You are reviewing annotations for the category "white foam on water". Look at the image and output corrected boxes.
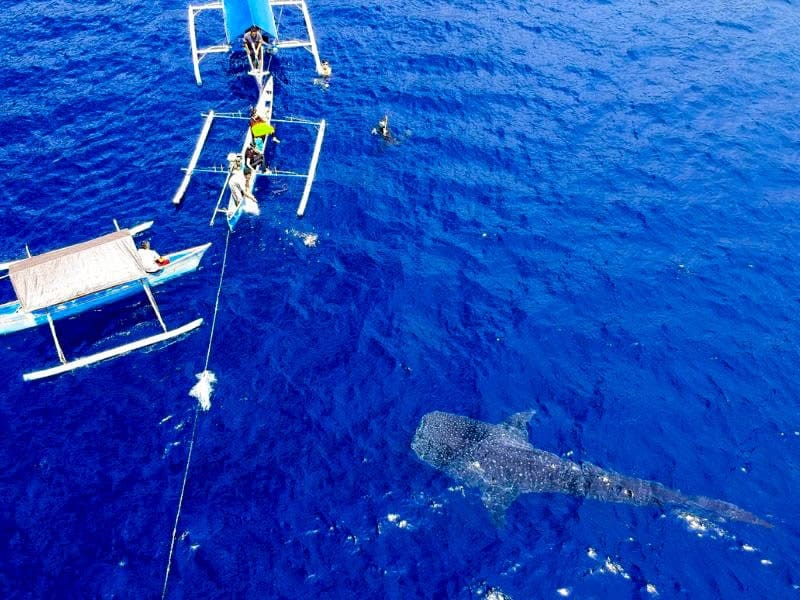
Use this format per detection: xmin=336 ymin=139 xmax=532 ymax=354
xmin=384 ymin=513 xmax=412 ymax=530
xmin=243 ymin=197 xmax=260 ymax=215
xmin=556 ymin=588 xmax=571 ymax=597
xmin=159 ymin=415 xmax=173 ymax=425
xmin=189 ymin=370 xmax=216 ymax=411
xmin=448 ymin=485 xmax=466 ymax=496
xmin=675 ymin=511 xmax=728 ymax=539
xmin=603 ymin=557 xmax=631 ymax=579
xmin=501 ymin=562 xmax=522 ymax=575
xmin=288 ymin=229 xmax=319 ymax=247
xmin=587 ymin=548 xmax=638 ymax=583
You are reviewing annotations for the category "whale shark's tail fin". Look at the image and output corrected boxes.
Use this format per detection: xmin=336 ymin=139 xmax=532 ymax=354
xmin=685 ymin=495 xmax=772 ymax=528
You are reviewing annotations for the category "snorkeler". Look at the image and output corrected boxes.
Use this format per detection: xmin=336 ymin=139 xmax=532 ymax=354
xmin=313 ymin=59 xmax=333 ymax=90
xmin=372 ymin=114 xmax=393 ymax=141
xmin=319 ymin=59 xmax=332 ymax=77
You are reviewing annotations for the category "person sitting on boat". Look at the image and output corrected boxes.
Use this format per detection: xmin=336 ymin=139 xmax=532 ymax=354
xmin=243 ymin=25 xmax=264 ymax=69
xmin=250 ymin=113 xmax=281 ymax=147
xmin=251 ymin=126 xmax=279 ymax=166
xmin=253 ymin=136 xmax=265 ymax=154
xmin=137 ymin=240 xmax=170 ymax=273
xmin=244 ymin=143 xmax=265 ymax=185
xmin=249 ymin=106 xmax=261 ymax=126
xmin=228 ymin=154 xmax=257 ymax=208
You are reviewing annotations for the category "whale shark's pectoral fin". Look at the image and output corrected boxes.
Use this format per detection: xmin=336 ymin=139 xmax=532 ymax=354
xmin=501 ymin=411 xmax=536 ymax=441
xmin=481 ymin=486 xmax=519 ymax=527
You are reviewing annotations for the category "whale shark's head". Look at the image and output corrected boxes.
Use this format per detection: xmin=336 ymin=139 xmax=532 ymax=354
xmin=412 ymin=411 xmax=488 ymax=469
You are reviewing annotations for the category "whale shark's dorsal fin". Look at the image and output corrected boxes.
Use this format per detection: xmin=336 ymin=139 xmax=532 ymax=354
xmin=501 ymin=411 xmax=535 ymax=441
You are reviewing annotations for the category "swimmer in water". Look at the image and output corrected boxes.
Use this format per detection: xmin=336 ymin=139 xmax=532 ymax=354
xmin=314 ymin=59 xmax=332 ymax=90
xmin=319 ymin=59 xmax=332 ymax=77
xmin=372 ymin=114 xmax=394 ymax=141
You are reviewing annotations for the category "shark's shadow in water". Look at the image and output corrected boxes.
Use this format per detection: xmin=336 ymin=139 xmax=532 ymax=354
xmin=411 ymin=411 xmax=770 ymax=527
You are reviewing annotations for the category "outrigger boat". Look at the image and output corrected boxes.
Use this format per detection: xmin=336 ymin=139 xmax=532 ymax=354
xmin=172 ymin=75 xmax=326 ymax=227
xmin=0 ymin=221 xmax=211 ymax=381
xmin=188 ymin=0 xmax=324 ymax=89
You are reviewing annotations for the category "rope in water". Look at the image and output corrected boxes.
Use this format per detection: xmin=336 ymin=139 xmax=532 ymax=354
xmin=201 ymin=228 xmax=232 ymax=372
xmin=161 ymin=407 xmax=198 ymax=600
xmin=161 ymin=227 xmax=232 ymax=599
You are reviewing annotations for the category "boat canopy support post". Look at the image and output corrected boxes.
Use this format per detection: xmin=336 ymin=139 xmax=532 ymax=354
xmin=189 ymin=3 xmax=230 ymax=86
xmin=297 ymin=119 xmax=326 ymax=217
xmin=173 ymin=111 xmax=216 ymax=205
xmin=272 ymin=0 xmax=323 ymax=75
xmin=142 ymin=282 xmax=168 ymax=332
xmin=26 ymin=243 xmax=68 ymax=366
xmin=46 ymin=314 xmax=67 ymax=364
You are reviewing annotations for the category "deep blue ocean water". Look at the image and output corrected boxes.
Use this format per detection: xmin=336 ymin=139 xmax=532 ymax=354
xmin=1 ymin=0 xmax=800 ymax=597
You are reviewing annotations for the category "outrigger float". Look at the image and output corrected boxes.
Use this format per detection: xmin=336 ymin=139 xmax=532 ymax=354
xmin=188 ymin=0 xmax=324 ymax=88
xmin=0 ymin=221 xmax=211 ymax=381
xmin=172 ymin=75 xmax=326 ymax=227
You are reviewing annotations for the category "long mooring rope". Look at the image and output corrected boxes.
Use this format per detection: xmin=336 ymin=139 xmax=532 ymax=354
xmin=201 ymin=227 xmax=233 ymax=373
xmin=161 ymin=406 xmax=198 ymax=599
xmin=162 ymin=227 xmax=232 ymax=599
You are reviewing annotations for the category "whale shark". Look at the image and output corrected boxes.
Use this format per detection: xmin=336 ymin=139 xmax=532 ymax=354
xmin=411 ymin=411 xmax=770 ymax=527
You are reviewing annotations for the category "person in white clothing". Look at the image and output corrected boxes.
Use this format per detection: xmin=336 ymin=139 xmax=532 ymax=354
xmin=228 ymin=154 xmax=257 ymax=209
xmin=138 ymin=240 xmax=169 ymax=273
